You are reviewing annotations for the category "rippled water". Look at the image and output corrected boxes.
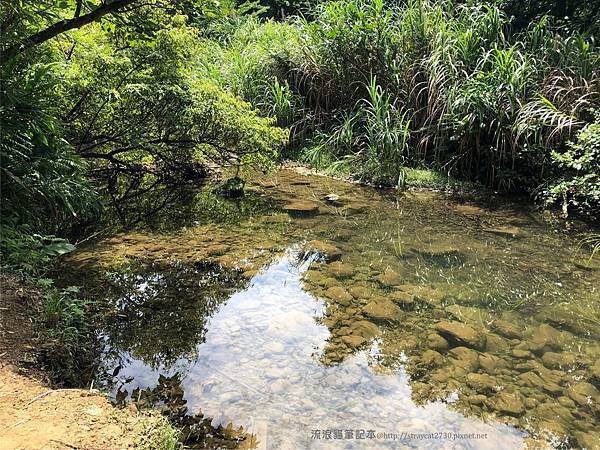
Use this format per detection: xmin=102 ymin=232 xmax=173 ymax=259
xmin=63 ymin=169 xmax=600 ymax=449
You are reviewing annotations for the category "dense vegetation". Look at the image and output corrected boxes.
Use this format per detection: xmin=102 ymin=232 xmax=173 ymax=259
xmin=1 ymin=0 xmax=598 ymax=384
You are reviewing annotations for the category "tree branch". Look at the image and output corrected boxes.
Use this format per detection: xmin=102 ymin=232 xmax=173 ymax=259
xmin=3 ymin=0 xmax=139 ymax=61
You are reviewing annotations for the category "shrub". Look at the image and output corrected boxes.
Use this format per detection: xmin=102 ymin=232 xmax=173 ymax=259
xmin=541 ymin=119 xmax=600 ymax=219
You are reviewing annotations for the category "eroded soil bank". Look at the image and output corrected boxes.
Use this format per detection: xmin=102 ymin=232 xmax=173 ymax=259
xmin=0 ymin=276 xmax=171 ymax=449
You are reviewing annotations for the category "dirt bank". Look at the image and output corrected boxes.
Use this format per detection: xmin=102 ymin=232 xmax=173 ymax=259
xmin=0 ymin=275 xmax=164 ymax=450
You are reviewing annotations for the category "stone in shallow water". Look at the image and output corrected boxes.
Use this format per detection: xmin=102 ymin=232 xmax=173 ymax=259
xmin=270 ymin=379 xmax=292 ymax=394
xmin=435 ymin=320 xmax=486 ymax=350
xmin=511 ymin=349 xmax=532 ymax=359
xmin=574 ymin=431 xmax=600 ymax=450
xmin=323 ymin=193 xmax=342 ymax=206
xmin=427 ymin=333 xmax=449 ymax=351
xmin=491 ymin=319 xmax=523 ymax=340
xmin=485 ymin=333 xmax=510 ymax=353
xmin=536 ymin=306 xmax=595 ymax=338
xmin=362 ymin=299 xmax=402 ymax=322
xmin=478 ymin=353 xmax=509 ymax=374
xmin=567 ymin=382 xmax=599 ymax=407
xmin=488 ymin=392 xmax=525 ymax=417
xmin=541 ymin=351 xmax=578 ymax=370
xmin=264 ymin=341 xmax=285 ymax=354
xmin=517 ymin=372 xmax=562 ymax=395
xmin=419 ymin=350 xmax=445 ymax=368
xmin=389 ymin=290 xmax=415 ymax=307
xmin=466 ymin=373 xmax=500 ymax=394
xmin=349 ymin=320 xmax=380 ymax=339
xmin=376 ymin=268 xmax=402 ymax=287
xmin=482 ymin=226 xmax=523 ymax=238
xmin=341 ymin=334 xmax=367 ymax=348
xmin=341 ymin=202 xmax=370 ymax=215
xmin=448 ymin=347 xmax=480 ymax=372
xmin=529 ymin=323 xmax=570 ymax=353
xmin=324 ymin=286 xmax=353 ymax=305
xmin=283 ymin=201 xmax=320 ymax=219
xmin=326 ymin=261 xmax=355 ymax=278
xmin=446 ymin=304 xmax=492 ymax=325
xmin=348 ymin=285 xmax=372 ymax=301
xmin=305 ymin=240 xmax=342 ymax=262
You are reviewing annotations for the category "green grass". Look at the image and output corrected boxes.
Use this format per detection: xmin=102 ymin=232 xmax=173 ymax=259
xmin=136 ymin=414 xmax=181 ymax=450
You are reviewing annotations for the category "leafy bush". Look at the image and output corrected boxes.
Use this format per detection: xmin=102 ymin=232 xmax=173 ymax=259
xmin=541 ymin=120 xmax=600 ymax=219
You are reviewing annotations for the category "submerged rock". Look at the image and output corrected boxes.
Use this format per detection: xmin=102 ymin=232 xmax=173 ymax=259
xmin=389 ymin=290 xmax=415 ymax=307
xmin=488 ymin=392 xmax=525 ymax=417
xmin=323 ymin=193 xmax=342 ymax=206
xmin=448 ymin=347 xmax=480 ymax=372
xmin=478 ymin=353 xmax=509 ymax=374
xmin=376 ymin=269 xmax=402 ymax=287
xmin=304 ymin=240 xmax=342 ymax=262
xmin=435 ymin=321 xmax=486 ymax=350
xmin=348 ymin=285 xmax=372 ymax=301
xmin=446 ymin=304 xmax=493 ymax=325
xmin=567 ymin=382 xmax=599 ymax=407
xmin=341 ymin=334 xmax=367 ymax=348
xmin=324 ymin=287 xmax=353 ymax=305
xmin=535 ymin=306 xmax=595 ymax=338
xmin=427 ymin=333 xmax=449 ymax=351
xmin=466 ymin=373 xmax=500 ymax=394
xmin=491 ymin=319 xmax=523 ymax=340
xmin=529 ymin=324 xmax=570 ymax=354
xmin=485 ymin=333 xmax=510 ymax=353
xmin=349 ymin=320 xmax=380 ymax=339
xmin=517 ymin=371 xmax=562 ymax=395
xmin=574 ymin=431 xmax=600 ymax=450
xmin=283 ymin=201 xmax=320 ymax=218
xmin=541 ymin=351 xmax=578 ymax=370
xmin=419 ymin=350 xmax=445 ymax=368
xmin=327 ymin=261 xmax=355 ymax=278
xmin=482 ymin=226 xmax=523 ymax=239
xmin=362 ymin=299 xmax=402 ymax=322
xmin=511 ymin=349 xmax=532 ymax=359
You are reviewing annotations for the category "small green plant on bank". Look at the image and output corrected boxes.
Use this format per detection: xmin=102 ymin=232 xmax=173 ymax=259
xmin=136 ymin=413 xmax=181 ymax=450
xmin=36 ymin=280 xmax=96 ymax=386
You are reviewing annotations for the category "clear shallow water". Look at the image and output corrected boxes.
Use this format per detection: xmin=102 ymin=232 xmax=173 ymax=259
xmin=63 ymin=169 xmax=600 ymax=449
xmin=100 ymin=251 xmax=524 ymax=449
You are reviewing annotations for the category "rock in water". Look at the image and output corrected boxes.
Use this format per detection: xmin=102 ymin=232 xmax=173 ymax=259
xmin=324 ymin=286 xmax=353 ymax=305
xmin=304 ymin=240 xmax=342 ymax=262
xmin=323 ymin=193 xmax=342 ymax=206
xmin=488 ymin=392 xmax=525 ymax=417
xmin=283 ymin=201 xmax=320 ymax=218
xmin=362 ymin=300 xmax=402 ymax=322
xmin=434 ymin=320 xmax=486 ymax=350
xmin=482 ymin=226 xmax=523 ymax=239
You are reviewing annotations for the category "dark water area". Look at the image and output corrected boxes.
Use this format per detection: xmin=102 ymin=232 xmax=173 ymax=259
xmin=61 ymin=169 xmax=600 ymax=449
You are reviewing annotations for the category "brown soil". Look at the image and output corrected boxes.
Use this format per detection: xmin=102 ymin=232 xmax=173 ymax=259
xmin=0 ymin=275 xmax=156 ymax=449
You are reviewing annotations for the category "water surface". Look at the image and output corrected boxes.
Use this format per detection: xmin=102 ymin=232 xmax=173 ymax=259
xmin=64 ymin=169 xmax=600 ymax=449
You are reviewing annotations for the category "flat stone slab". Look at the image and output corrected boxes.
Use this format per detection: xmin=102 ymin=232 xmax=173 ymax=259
xmin=283 ymin=201 xmax=320 ymax=218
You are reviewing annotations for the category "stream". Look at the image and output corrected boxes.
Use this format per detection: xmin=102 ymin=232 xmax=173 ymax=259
xmin=62 ymin=169 xmax=600 ymax=449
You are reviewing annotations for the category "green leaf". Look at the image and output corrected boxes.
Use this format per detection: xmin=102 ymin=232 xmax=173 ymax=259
xmin=42 ymin=241 xmax=76 ymax=256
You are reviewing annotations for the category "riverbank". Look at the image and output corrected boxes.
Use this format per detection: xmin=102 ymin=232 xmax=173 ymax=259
xmin=0 ymin=275 xmax=178 ymax=450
